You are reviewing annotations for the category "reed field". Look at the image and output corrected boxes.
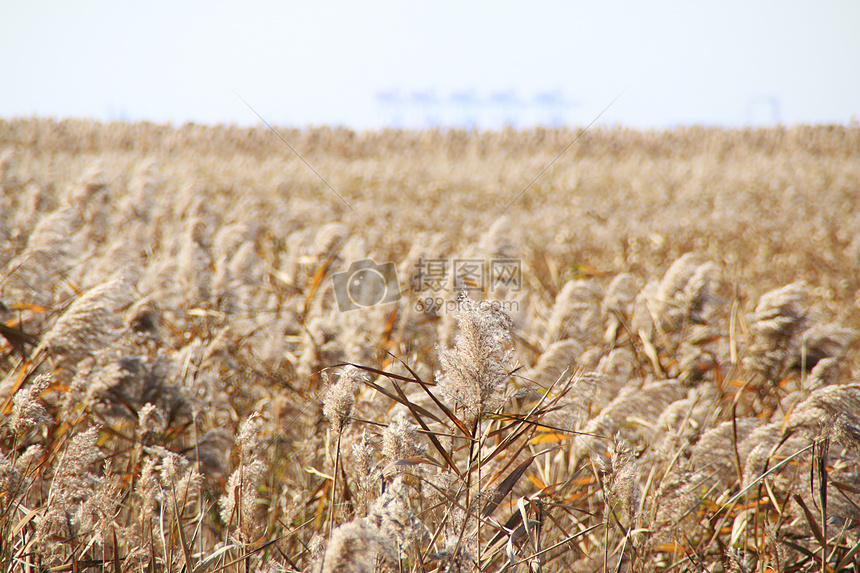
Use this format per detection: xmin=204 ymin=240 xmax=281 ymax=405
xmin=1 ymin=117 xmax=860 ymax=572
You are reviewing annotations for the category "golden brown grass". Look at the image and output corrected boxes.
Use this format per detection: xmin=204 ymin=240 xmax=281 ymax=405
xmin=1 ymin=118 xmax=859 ymax=572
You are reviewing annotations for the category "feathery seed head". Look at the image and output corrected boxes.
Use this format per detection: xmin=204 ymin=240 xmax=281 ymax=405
xmin=382 ymin=410 xmax=423 ymax=462
xmin=38 ymin=277 xmax=132 ymax=368
xmin=785 ymin=383 xmax=860 ymax=440
xmin=546 ymin=279 xmax=602 ymax=342
xmin=436 ymin=293 xmax=513 ymax=426
xmin=0 ymin=453 xmax=23 ymax=499
xmin=137 ymin=457 xmax=161 ymax=520
xmin=236 ymin=411 xmax=265 ymax=463
xmin=15 ymin=444 xmax=45 ymax=476
xmin=318 ymin=519 xmax=392 ymax=573
xmin=137 ymin=402 xmax=165 ymax=435
xmin=56 ymin=427 xmax=101 ymax=487
xmin=751 ymin=282 xmax=810 ymax=340
xmin=353 ymin=429 xmax=375 ymax=478
xmin=652 ymin=255 xmax=722 ymax=328
xmin=11 ymin=373 xmax=53 ymax=434
xmin=323 ymin=366 xmax=365 ymax=435
xmin=601 ymin=437 xmax=640 ymax=527
xmin=367 ymin=475 xmax=421 ymax=559
xmin=352 ymin=429 xmax=381 ymax=515
xmin=36 ymin=427 xmax=102 ymax=551
xmin=220 ymin=458 xmax=268 ymax=541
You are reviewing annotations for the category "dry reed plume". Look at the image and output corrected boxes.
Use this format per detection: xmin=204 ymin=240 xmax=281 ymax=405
xmin=1 ymin=118 xmax=859 ymax=571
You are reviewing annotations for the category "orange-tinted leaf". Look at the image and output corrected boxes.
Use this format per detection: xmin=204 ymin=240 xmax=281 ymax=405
xmin=527 ymin=474 xmax=547 ymax=490
xmin=530 ymin=432 xmax=573 ymax=444
xmin=8 ymin=302 xmax=49 ymax=313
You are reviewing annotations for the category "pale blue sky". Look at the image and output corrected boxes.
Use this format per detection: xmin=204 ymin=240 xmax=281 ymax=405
xmin=2 ymin=1 xmax=858 ymax=129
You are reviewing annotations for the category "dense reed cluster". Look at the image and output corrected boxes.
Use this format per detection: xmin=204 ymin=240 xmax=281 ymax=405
xmin=1 ymin=118 xmax=859 ymax=571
